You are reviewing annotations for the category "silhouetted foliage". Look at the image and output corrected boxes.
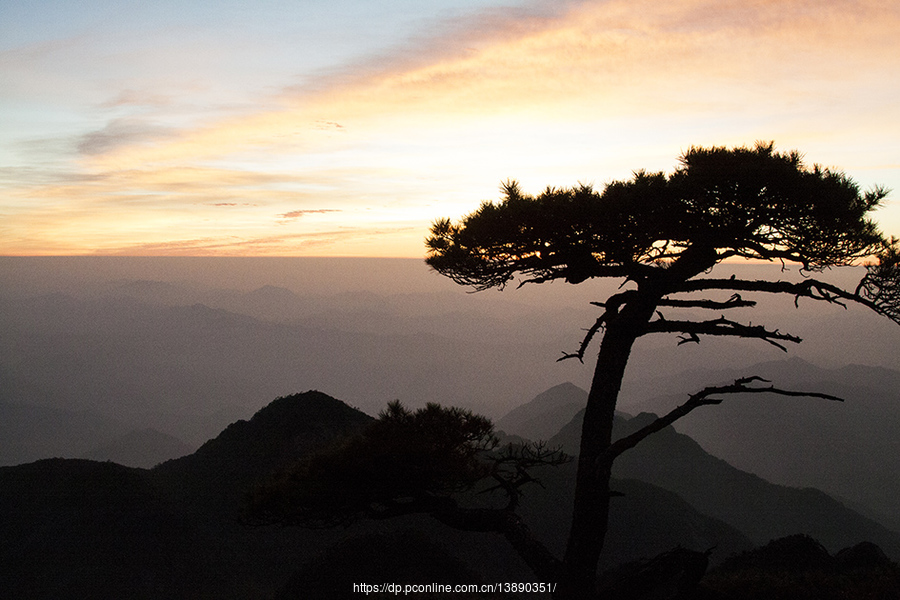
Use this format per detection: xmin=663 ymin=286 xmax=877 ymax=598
xmin=597 ymin=547 xmax=711 ymax=600
xmin=858 ymin=236 xmax=900 ymax=323
xmin=427 ymin=143 xmax=891 ymax=292
xmin=248 ymin=402 xmax=498 ymax=527
xmin=426 ymin=142 xmax=900 ymax=598
xmin=247 ymin=401 xmax=568 ymax=579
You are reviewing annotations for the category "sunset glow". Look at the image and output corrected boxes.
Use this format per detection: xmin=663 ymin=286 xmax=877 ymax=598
xmin=3 ymin=0 xmax=899 ymax=256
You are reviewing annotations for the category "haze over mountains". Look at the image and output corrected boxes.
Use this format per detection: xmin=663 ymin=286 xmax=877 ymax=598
xmin=539 ymin=395 xmax=900 ymax=558
xmin=3 ymin=387 xmax=898 ymax=599
xmin=2 ymin=257 xmax=898 ymax=479
xmin=2 ymin=256 xmax=899 ymax=566
xmin=622 ymin=359 xmax=900 ymax=532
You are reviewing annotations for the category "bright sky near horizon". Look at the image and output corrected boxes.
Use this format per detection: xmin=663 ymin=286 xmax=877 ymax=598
xmin=2 ymin=0 xmax=899 ymax=257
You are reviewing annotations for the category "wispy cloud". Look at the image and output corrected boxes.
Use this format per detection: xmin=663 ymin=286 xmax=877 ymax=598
xmin=3 ymin=0 xmax=898 ymax=255
xmin=72 ymin=0 xmax=900 ymax=171
xmin=77 ymin=118 xmax=174 ymax=156
xmin=278 ymin=209 xmax=342 ymax=222
xmin=99 ymin=89 xmax=176 ymax=109
xmin=89 ymin=225 xmax=420 ymax=257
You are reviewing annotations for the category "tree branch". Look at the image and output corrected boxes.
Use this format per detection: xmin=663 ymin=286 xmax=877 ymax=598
xmin=600 ymin=377 xmax=844 ymax=465
xmin=558 ymin=313 xmax=608 ymax=363
xmin=644 ymin=316 xmax=802 ymax=351
xmin=656 ymin=293 xmax=757 ymax=310
xmin=674 ymin=277 xmax=888 ymax=317
xmin=482 ymin=442 xmax=570 ymax=510
xmin=857 ymin=239 xmax=900 ymax=324
xmin=558 ymin=291 xmax=638 ymax=363
xmin=517 ymin=262 xmax=641 ymax=288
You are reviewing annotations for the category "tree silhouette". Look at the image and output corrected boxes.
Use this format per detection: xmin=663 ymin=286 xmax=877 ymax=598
xmin=425 ymin=142 xmax=900 ymax=598
xmin=246 ymin=401 xmax=568 ymax=578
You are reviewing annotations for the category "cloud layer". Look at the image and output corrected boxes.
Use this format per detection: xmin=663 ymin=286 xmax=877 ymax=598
xmin=3 ymin=0 xmax=898 ymax=255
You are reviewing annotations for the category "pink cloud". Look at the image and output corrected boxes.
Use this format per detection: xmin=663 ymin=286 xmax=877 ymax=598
xmin=278 ymin=209 xmax=342 ymax=221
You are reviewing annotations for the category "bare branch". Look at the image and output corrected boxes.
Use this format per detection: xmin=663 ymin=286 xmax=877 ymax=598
xmin=644 ymin=316 xmax=802 ymax=351
xmin=674 ymin=277 xmax=887 ymax=317
xmin=677 ymin=332 xmax=701 ymax=346
xmin=600 ymin=377 xmax=844 ymax=466
xmin=558 ymin=314 xmax=607 ymax=363
xmin=483 ymin=442 xmax=571 ymax=510
xmin=657 ymin=294 xmax=757 ymax=310
xmin=558 ymin=290 xmax=637 ymax=363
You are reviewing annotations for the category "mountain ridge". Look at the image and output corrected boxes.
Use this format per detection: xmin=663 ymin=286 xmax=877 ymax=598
xmin=619 ymin=358 xmax=900 ymax=530
xmin=548 ymin=407 xmax=900 ymax=559
xmin=2 ymin=386 xmax=897 ymax=598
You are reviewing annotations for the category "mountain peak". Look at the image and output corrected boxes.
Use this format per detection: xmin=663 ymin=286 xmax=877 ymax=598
xmin=247 ymin=285 xmax=298 ymax=299
xmin=154 ymin=391 xmax=373 ymax=503
xmin=536 ymin=381 xmax=587 ymax=400
xmin=189 ymin=390 xmax=372 ymax=464
xmin=496 ymin=382 xmax=588 ymax=442
xmin=244 ymin=390 xmax=373 ymax=435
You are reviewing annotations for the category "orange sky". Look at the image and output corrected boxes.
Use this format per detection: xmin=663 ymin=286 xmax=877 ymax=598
xmin=2 ymin=0 xmax=899 ymax=256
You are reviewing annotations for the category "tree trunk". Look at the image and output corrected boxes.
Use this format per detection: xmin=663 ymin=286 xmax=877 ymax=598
xmin=557 ymin=293 xmax=660 ymax=599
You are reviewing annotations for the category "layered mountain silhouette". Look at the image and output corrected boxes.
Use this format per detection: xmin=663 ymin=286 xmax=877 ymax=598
xmin=0 ymin=290 xmax=585 ymax=449
xmin=495 ymin=382 xmax=589 ymax=442
xmin=548 ymin=407 xmax=900 ymax=560
xmin=496 ymin=383 xmax=900 ymax=560
xmin=0 ymin=400 xmax=132 ymax=466
xmin=3 ymin=387 xmax=898 ymax=599
xmin=497 ymin=374 xmax=900 ymax=545
xmin=619 ymin=358 xmax=900 ymax=531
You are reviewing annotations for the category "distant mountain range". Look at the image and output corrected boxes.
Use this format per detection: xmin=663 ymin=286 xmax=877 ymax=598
xmin=3 ymin=387 xmax=898 ymax=599
xmin=499 ymin=382 xmax=900 ymax=559
xmin=619 ymin=358 xmax=900 ymax=532
xmin=4 ymin=260 xmax=899 ymax=465
xmin=0 ymin=400 xmax=201 ymax=468
xmin=495 ymin=382 xmax=589 ymax=442
xmin=498 ymin=362 xmax=900 ymax=539
xmin=0 ymin=288 xmax=589 ymax=446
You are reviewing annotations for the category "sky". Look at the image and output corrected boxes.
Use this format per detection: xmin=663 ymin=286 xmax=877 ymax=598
xmin=2 ymin=0 xmax=899 ymax=257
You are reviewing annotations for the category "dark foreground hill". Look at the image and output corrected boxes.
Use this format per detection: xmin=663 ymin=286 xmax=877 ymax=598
xmin=2 ymin=391 xmax=530 ymax=599
xmin=1 ymin=389 xmax=897 ymax=599
xmin=0 ymin=391 xmax=376 ymax=600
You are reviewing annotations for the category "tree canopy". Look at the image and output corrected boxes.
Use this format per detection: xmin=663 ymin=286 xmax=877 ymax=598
xmin=426 ymin=143 xmax=896 ymax=315
xmin=247 ymin=401 xmax=568 ymax=579
xmin=247 ymin=402 xmax=567 ymax=574
xmin=248 ymin=402 xmax=496 ymax=527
